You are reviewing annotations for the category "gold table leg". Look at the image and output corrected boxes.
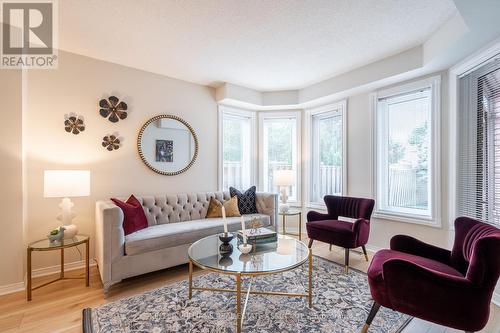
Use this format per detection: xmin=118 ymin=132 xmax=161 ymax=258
xmin=236 ymin=273 xmax=241 ymax=333
xmin=27 ymin=248 xmax=32 ymax=301
xmin=60 ymin=248 xmax=64 ymax=279
xmin=188 ymin=259 xmax=193 ymax=299
xmin=85 ymin=239 xmax=90 ymax=287
xmin=299 ymin=212 xmax=302 ymax=240
xmin=280 ymin=213 xmax=303 ymax=239
xmin=308 ymin=248 xmax=313 ymax=308
xmin=282 ymin=214 xmax=286 ymax=235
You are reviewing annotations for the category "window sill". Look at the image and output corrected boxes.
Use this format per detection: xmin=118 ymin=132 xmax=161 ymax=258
xmin=283 ymin=202 xmax=302 ymax=208
xmin=304 ymin=202 xmax=327 ymax=211
xmin=373 ymin=211 xmax=441 ymax=228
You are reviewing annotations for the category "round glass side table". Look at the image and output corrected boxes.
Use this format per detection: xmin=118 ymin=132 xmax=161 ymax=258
xmin=27 ymin=234 xmax=90 ymax=301
xmin=278 ymin=209 xmax=302 ymax=240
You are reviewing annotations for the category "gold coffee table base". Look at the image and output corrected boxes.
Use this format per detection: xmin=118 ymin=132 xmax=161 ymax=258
xmin=188 ymin=249 xmax=313 ymax=333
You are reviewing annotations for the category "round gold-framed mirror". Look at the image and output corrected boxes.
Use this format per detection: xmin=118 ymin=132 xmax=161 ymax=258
xmin=137 ymin=115 xmax=198 ymax=176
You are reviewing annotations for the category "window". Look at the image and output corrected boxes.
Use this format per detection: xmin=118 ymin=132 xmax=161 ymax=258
xmin=306 ymin=102 xmax=346 ymax=205
xmin=458 ymin=59 xmax=500 ymax=226
xmin=373 ymin=77 xmax=441 ymax=224
xmin=259 ymin=112 xmax=301 ymax=203
xmin=219 ymin=106 xmax=256 ymax=190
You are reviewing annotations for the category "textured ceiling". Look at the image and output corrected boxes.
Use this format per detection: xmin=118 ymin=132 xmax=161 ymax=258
xmin=60 ymin=0 xmax=457 ymax=91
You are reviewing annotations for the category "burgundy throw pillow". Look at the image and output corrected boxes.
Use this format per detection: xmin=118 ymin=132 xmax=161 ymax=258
xmin=111 ymin=195 xmax=148 ymax=236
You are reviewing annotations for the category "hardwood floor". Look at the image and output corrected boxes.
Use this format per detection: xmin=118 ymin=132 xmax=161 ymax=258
xmin=0 ymin=237 xmax=498 ymax=333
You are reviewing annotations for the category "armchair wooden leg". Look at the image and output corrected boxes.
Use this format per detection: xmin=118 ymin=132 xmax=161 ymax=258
xmin=361 ymin=245 xmax=369 ymax=261
xmin=344 ymin=248 xmax=349 ymax=273
xmin=360 ymin=301 xmax=381 ymax=333
xmin=308 ymin=239 xmax=313 ymax=248
xmin=329 ymin=244 xmax=332 ymax=251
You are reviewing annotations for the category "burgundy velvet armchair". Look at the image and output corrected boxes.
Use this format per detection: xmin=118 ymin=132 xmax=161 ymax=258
xmin=306 ymin=195 xmax=375 ymax=273
xmin=361 ymin=217 xmax=500 ymax=333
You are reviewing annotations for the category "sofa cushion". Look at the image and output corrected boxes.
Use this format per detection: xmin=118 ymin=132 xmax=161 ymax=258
xmin=111 ymin=195 xmax=148 ymax=236
xmin=125 ymin=214 xmax=270 ymax=255
xmin=206 ymin=197 xmax=241 ymax=218
xmin=306 ymin=219 xmax=357 ymax=248
xmin=230 ymin=186 xmax=258 ymax=214
xmin=139 ymin=192 xmax=231 ymax=225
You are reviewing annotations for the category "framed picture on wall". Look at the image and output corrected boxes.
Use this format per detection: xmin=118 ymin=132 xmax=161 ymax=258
xmin=155 ymin=139 xmax=173 ymax=162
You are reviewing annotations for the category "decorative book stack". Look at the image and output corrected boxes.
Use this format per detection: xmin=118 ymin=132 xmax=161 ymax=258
xmin=237 ymin=227 xmax=277 ymax=245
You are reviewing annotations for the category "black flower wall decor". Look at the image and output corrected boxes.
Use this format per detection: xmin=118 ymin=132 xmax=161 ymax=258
xmin=102 ymin=134 xmax=121 ymax=151
xmin=99 ymin=96 xmax=128 ymax=123
xmin=64 ymin=114 xmax=85 ymax=134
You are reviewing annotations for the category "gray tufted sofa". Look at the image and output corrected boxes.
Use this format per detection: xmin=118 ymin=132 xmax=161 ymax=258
xmin=95 ymin=191 xmax=278 ymax=293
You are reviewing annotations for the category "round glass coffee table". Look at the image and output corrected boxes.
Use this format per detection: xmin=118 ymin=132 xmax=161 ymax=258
xmin=188 ymin=234 xmax=312 ymax=333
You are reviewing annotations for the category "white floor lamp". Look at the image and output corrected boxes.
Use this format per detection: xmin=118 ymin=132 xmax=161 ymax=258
xmin=44 ymin=170 xmax=90 ymax=239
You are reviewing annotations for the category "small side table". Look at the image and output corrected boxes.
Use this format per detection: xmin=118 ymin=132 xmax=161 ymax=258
xmin=279 ymin=209 xmax=302 ymax=240
xmin=27 ymin=234 xmax=90 ymax=301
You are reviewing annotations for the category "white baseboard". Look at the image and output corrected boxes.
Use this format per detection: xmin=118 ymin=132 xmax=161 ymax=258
xmin=493 ymin=284 xmax=500 ymax=307
xmin=0 ymin=281 xmax=25 ymax=296
xmin=282 ymin=232 xmax=381 ymax=255
xmin=365 ymin=244 xmax=384 ymax=253
xmin=0 ymin=259 xmax=96 ymax=296
xmin=493 ymin=292 xmax=500 ymax=307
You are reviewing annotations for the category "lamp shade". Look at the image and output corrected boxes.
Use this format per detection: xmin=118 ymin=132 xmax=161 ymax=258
xmin=44 ymin=170 xmax=90 ymax=198
xmin=274 ymin=169 xmax=294 ymax=186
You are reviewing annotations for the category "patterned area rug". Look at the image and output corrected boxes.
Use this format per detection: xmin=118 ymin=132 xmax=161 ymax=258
xmin=83 ymin=256 xmax=411 ymax=332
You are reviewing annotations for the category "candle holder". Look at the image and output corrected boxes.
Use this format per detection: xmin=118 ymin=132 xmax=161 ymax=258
xmin=219 ymin=232 xmax=234 ymax=254
xmin=238 ymin=242 xmax=252 ymax=254
xmin=218 ymin=254 xmax=233 ymax=268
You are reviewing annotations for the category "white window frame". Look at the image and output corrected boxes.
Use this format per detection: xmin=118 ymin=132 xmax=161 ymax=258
xmin=304 ymin=101 xmax=347 ymax=208
xmin=371 ymin=76 xmax=441 ymax=227
xmin=258 ymin=111 xmax=302 ymax=205
xmin=217 ymin=105 xmax=257 ymax=191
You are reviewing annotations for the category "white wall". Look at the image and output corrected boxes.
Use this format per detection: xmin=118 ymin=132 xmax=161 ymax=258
xmin=0 ymin=70 xmax=25 ymax=290
xmin=24 ymin=51 xmax=218 ymax=271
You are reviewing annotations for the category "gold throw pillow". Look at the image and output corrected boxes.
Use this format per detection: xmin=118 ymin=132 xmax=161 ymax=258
xmin=224 ymin=196 xmax=241 ymax=217
xmin=206 ymin=197 xmax=241 ymax=218
xmin=206 ymin=197 xmax=222 ymax=218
